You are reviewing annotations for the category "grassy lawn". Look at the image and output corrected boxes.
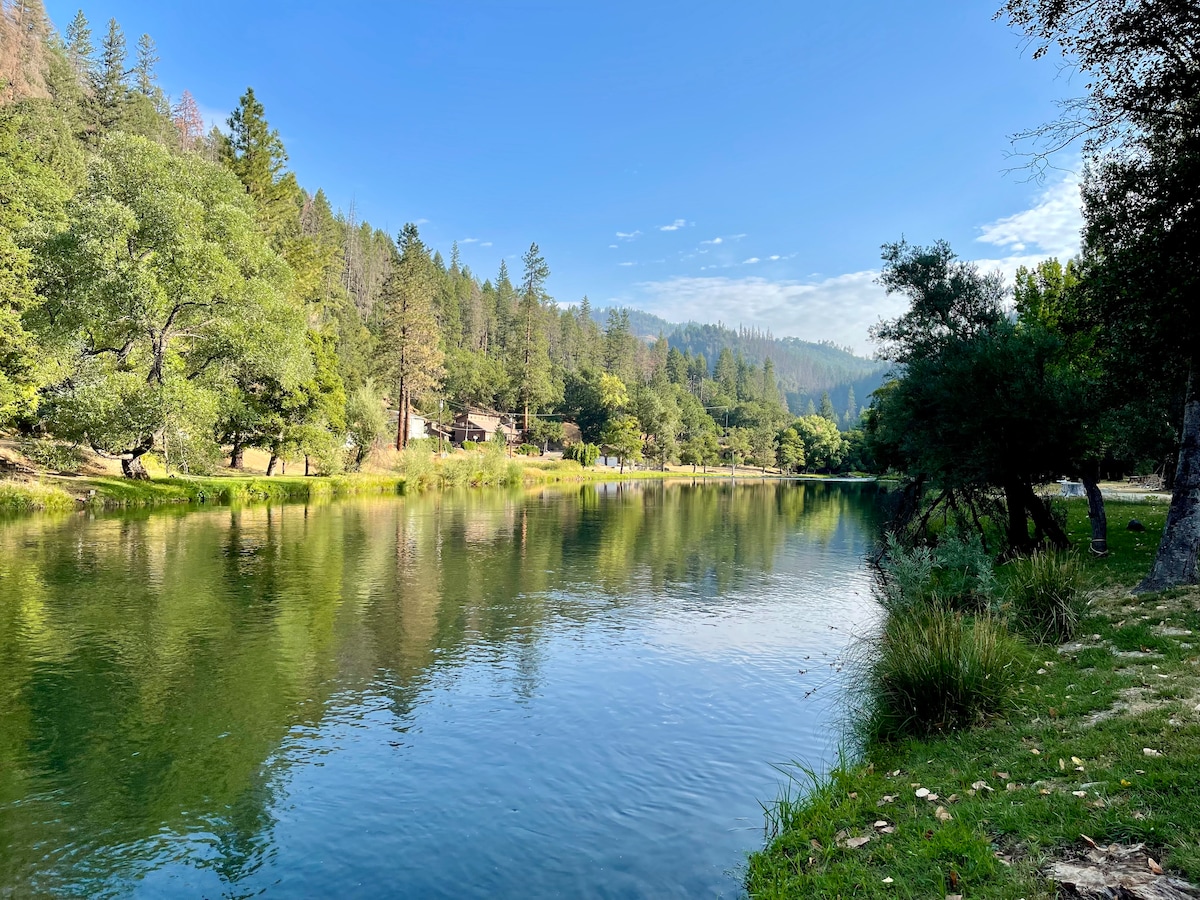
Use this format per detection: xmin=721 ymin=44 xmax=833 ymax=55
xmin=747 ymin=495 xmax=1200 ymax=899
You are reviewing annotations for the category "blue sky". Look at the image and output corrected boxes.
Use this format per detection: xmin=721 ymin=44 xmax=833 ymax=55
xmin=48 ymin=1 xmax=1082 ymax=352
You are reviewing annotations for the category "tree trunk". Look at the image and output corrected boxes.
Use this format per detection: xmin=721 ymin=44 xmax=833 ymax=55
xmin=266 ymin=454 xmax=278 ymax=476
xmin=304 ymin=455 xmax=310 ymax=477
xmin=1082 ymin=461 xmax=1108 ymax=556
xmin=122 ymin=455 xmax=150 ymax=480
xmin=1004 ymin=479 xmax=1031 ymax=555
xmin=1138 ymin=362 xmax=1200 ymax=593
xmin=395 ymin=382 xmax=409 ymax=451
xmin=229 ymin=438 xmax=244 ymax=470
xmin=1024 ymin=484 xmax=1069 ymax=551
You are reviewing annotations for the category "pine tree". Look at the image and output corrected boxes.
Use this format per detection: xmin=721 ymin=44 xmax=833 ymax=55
xmin=510 ymin=242 xmax=555 ymax=432
xmin=819 ymin=391 xmax=837 ymax=422
xmin=220 ymin=87 xmax=298 ymax=237
xmin=93 ymin=18 xmax=127 ymax=132
xmin=379 ymin=224 xmax=444 ymax=448
xmin=844 ymin=385 xmax=857 ymax=427
xmin=64 ymin=10 xmax=94 ymax=82
xmin=134 ymin=33 xmax=158 ymax=97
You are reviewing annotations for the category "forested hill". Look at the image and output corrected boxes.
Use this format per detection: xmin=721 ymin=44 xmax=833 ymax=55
xmin=597 ymin=309 xmax=886 ymax=416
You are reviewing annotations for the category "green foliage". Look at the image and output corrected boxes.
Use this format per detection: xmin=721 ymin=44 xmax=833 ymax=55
xmin=563 ymin=442 xmax=600 ymax=467
xmin=858 ymin=606 xmax=1029 ymax=743
xmin=345 ymin=379 xmax=387 ymax=469
xmin=600 ymin=414 xmax=642 ymax=467
xmin=876 ymin=528 xmax=1000 ymax=617
xmin=16 ymin=437 xmax=85 ymax=472
xmin=517 ymin=443 xmax=541 ymax=456
xmin=0 ymin=480 xmax=74 ymax=514
xmin=1004 ymin=550 xmax=1087 ymax=643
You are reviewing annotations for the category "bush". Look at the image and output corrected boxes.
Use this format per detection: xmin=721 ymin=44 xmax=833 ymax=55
xmin=461 ymin=440 xmax=479 ymax=452
xmin=859 ymin=606 xmax=1029 ymax=742
xmin=563 ymin=442 xmax=600 ymax=467
xmin=397 ymin=440 xmax=435 ymax=488
xmin=1004 ymin=551 xmax=1086 ymax=643
xmin=517 ymin=443 xmax=541 ymax=456
xmin=876 ymin=527 xmax=1000 ymax=616
xmin=18 ymin=438 xmax=87 ymax=473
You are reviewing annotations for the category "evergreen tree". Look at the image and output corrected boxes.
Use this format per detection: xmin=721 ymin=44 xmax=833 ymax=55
xmin=134 ymin=33 xmax=158 ymax=97
xmin=509 ymin=242 xmax=555 ymax=432
xmin=93 ymin=18 xmax=127 ymax=132
xmin=64 ymin=10 xmax=94 ymax=82
xmin=220 ymin=87 xmax=298 ymax=237
xmin=379 ymin=224 xmax=444 ymax=448
xmin=818 ymin=391 xmax=837 ymax=422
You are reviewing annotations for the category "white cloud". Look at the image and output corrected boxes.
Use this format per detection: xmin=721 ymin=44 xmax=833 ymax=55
xmin=768 ymin=255 xmax=781 ymax=261
xmin=633 ymin=272 xmax=898 ymax=355
xmin=659 ymin=219 xmax=688 ymax=232
xmin=413 ymin=218 xmax=431 ymax=226
xmin=616 ymin=230 xmax=642 ymax=241
xmin=481 ymin=242 xmax=493 ymax=248
xmin=976 ymin=173 xmax=1082 ymax=261
xmin=701 ymin=237 xmax=723 ymax=245
xmin=460 ymin=237 xmax=480 ymax=244
xmin=618 ymin=261 xmax=637 ymax=267
xmin=743 ymin=257 xmax=760 ymax=265
xmin=620 ymin=173 xmax=1087 ymax=355
xmin=609 ymin=244 xmax=619 ymax=249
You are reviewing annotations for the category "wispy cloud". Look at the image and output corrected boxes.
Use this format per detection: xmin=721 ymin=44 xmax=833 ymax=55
xmin=616 ymin=230 xmax=642 ymax=241
xmin=627 ymin=177 xmax=1086 ymax=354
xmin=460 ymin=237 xmax=480 ymax=244
xmin=481 ymin=241 xmax=493 ymax=248
xmin=743 ymin=257 xmax=760 ymax=265
xmin=659 ymin=219 xmax=688 ymax=232
xmin=976 ymin=172 xmax=1082 ymax=260
xmin=618 ymin=261 xmax=637 ymax=267
xmin=701 ymin=237 xmax=723 ymax=245
xmin=413 ymin=218 xmax=431 ymax=226
xmin=609 ymin=244 xmax=619 ymax=249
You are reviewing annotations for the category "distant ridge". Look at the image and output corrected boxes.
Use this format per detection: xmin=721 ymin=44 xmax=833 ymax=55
xmin=594 ymin=307 xmax=886 ymax=416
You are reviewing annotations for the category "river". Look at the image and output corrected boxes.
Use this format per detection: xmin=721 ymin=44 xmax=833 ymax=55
xmin=0 ymin=480 xmax=883 ymax=898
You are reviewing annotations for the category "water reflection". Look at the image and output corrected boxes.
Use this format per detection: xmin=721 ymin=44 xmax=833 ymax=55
xmin=0 ymin=480 xmax=884 ymax=898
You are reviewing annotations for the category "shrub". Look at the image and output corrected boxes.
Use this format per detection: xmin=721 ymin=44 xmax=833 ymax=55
xmin=876 ymin=527 xmax=1000 ymax=616
xmin=1004 ymin=550 xmax=1086 ymax=643
xmin=517 ymin=443 xmax=541 ymax=456
xmin=18 ymin=438 xmax=87 ymax=473
xmin=461 ymin=440 xmax=479 ymax=452
xmin=563 ymin=442 xmax=600 ymax=467
xmin=397 ymin=440 xmax=435 ymax=488
xmin=858 ymin=606 xmax=1029 ymax=743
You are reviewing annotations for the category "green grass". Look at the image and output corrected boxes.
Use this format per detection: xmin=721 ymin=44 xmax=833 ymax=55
xmin=32 ymin=473 xmax=407 ymax=510
xmin=0 ymin=480 xmax=76 ymax=514
xmin=748 ymin=496 xmax=1200 ymax=898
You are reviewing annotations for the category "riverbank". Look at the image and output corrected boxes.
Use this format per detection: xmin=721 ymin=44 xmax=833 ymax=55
xmin=746 ymin=496 xmax=1200 ymax=898
xmin=0 ymin=458 xmax=755 ymax=514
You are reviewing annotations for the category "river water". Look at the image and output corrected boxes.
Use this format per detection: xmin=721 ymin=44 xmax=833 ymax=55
xmin=0 ymin=480 xmax=883 ymax=898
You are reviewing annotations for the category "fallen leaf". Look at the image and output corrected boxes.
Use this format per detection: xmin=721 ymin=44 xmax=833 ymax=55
xmin=926 ymin=792 xmax=939 ymax=801
xmin=997 ymin=772 xmax=1010 ymax=780
xmin=882 ymin=876 xmax=894 ymax=884
xmin=838 ymin=835 xmax=872 ymax=849
xmin=915 ymin=787 xmax=931 ymax=798
xmin=1059 ymin=758 xmax=1066 ymax=770
xmin=1149 ymin=857 xmax=1164 ymax=875
xmin=873 ymin=820 xmax=890 ymax=829
xmin=1072 ymin=756 xmax=1084 ymax=766
xmin=1006 ymin=783 xmax=1018 ymax=792
xmin=1144 ymin=748 xmax=1163 ymax=757
xmin=1031 ymin=748 xmax=1041 ymax=755
xmin=1081 ymin=834 xmax=1097 ymax=848
xmin=970 ymin=780 xmax=992 ymax=792
xmin=877 ymin=794 xmax=897 ymax=806
xmin=1073 ymin=790 xmax=1088 ymax=797
xmin=947 ymin=896 xmax=964 ymax=900
xmin=810 ymin=839 xmax=822 ymax=850
xmin=935 ymin=806 xmax=952 ymax=822
xmin=947 ymin=793 xmax=960 ymax=803
xmin=848 ymin=792 xmax=858 ymax=799
xmin=1121 ymin=779 xmax=1132 ymax=787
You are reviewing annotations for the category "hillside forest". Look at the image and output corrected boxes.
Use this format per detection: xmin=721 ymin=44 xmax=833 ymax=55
xmin=0 ymin=1 xmax=878 ymax=481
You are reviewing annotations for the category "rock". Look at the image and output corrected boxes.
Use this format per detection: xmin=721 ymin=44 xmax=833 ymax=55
xmin=1128 ymin=519 xmax=1147 ymax=532
xmin=1050 ymin=841 xmax=1200 ymax=899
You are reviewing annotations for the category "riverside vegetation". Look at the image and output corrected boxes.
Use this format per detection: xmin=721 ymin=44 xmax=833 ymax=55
xmin=747 ymin=498 xmax=1200 ymax=898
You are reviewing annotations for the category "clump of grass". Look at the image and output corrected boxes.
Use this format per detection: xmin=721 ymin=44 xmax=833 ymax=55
xmin=0 ymin=480 xmax=76 ymax=513
xmin=858 ymin=606 xmax=1029 ymax=743
xmin=1003 ymin=550 xmax=1086 ymax=643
